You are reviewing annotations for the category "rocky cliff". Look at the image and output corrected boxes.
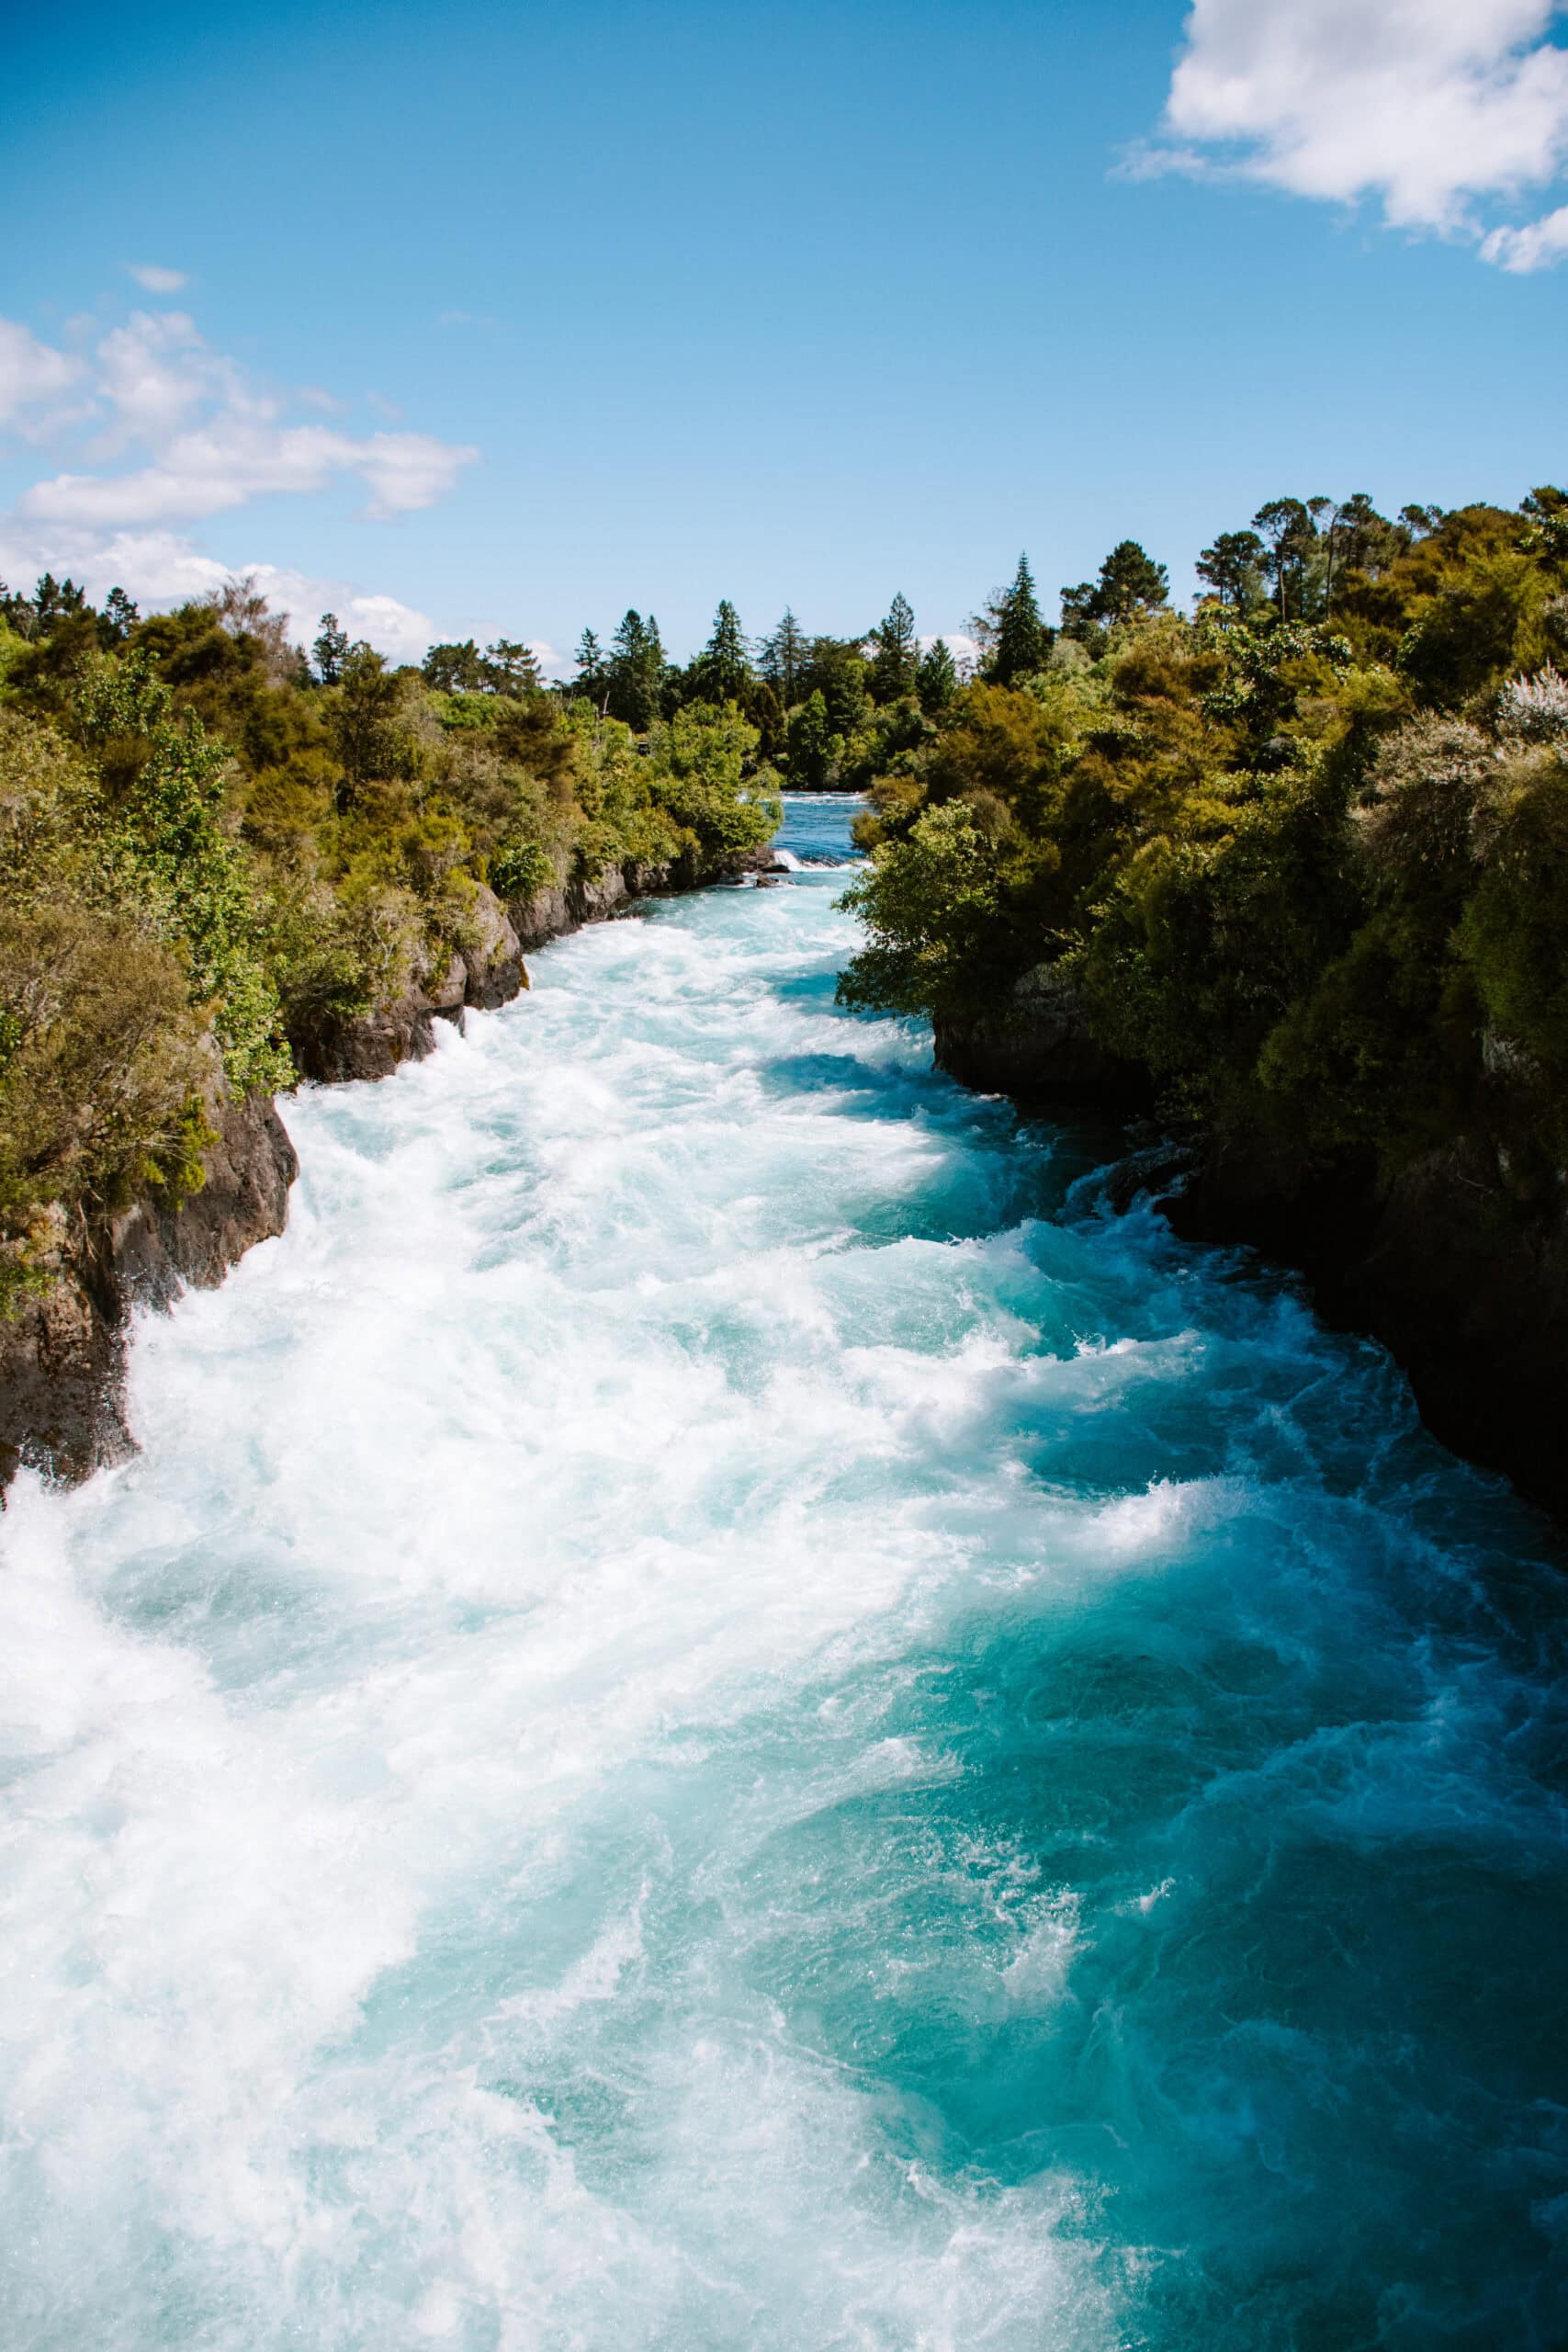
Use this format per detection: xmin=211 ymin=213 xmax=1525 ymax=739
xmin=934 ymin=984 xmax=1568 ymax=1520
xmin=0 ymin=1080 xmax=298 ymax=1490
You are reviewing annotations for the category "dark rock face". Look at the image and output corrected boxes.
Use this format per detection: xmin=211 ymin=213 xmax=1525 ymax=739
xmin=934 ymin=962 xmax=1568 ymax=1517
xmin=295 ymin=888 xmax=525 ymax=1083
xmin=1166 ymin=1136 xmax=1568 ymax=1521
xmin=0 ymin=1080 xmax=298 ymax=1493
xmin=0 ymin=1250 xmax=128 ymax=1490
xmin=932 ymin=965 xmax=1145 ymax=1103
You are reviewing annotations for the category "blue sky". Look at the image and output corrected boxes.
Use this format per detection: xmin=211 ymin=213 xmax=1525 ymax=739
xmin=3 ymin=0 xmax=1566 ymax=667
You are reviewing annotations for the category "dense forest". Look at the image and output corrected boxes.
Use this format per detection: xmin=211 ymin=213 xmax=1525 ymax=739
xmin=839 ymin=492 xmax=1568 ymax=1237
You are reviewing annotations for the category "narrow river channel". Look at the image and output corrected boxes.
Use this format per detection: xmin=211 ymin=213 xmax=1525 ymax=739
xmin=4 ymin=796 xmax=1566 ymax=2349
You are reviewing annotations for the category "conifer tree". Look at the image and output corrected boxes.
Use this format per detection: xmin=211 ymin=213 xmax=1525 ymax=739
xmin=868 ymin=592 xmax=919 ymax=702
xmin=99 ymin=586 xmax=140 ymax=646
xmin=607 ymin=610 xmax=667 ymax=729
xmin=759 ymin=609 xmax=810 ymax=706
xmin=695 ymin=600 xmax=751 ymax=703
xmin=574 ymin=627 xmax=610 ymax=711
xmin=990 ymin=555 xmax=1050 ymax=684
xmin=1093 ymin=540 xmax=1168 ymax=623
xmin=485 ymin=639 xmax=543 ymax=696
xmin=1195 ymin=532 xmax=1266 ymax=611
xmin=916 ymin=636 xmax=959 ymax=714
xmin=313 ymin=612 xmax=350 ymax=684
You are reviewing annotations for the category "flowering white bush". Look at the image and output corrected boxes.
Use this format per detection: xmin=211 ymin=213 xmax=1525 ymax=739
xmin=1497 ymin=664 xmax=1568 ymax=745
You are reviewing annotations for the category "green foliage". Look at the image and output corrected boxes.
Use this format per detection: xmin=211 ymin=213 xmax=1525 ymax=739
xmin=489 ymin=838 xmax=556 ymax=900
xmin=837 ymin=802 xmax=1000 ymax=1017
xmin=647 ymin=703 xmax=780 ymax=857
xmin=840 ymin=487 xmax=1568 ymax=1193
xmin=0 ymin=573 xmax=779 ymax=1289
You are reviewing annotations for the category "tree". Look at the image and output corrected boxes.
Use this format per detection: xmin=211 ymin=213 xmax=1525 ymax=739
xmin=1251 ymin=498 xmax=1318 ymax=622
xmin=574 ymin=628 xmax=610 ymax=712
xmin=785 ymin=690 xmax=836 ymax=788
xmin=313 ymin=612 xmax=350 ymax=684
xmin=423 ymin=639 xmax=486 ymax=692
xmin=990 ymin=555 xmax=1051 ymax=684
xmin=1196 ymin=530 xmax=1266 ymax=610
xmin=202 ymin=573 xmax=293 ymax=677
xmin=330 ymin=643 xmax=415 ymax=804
xmin=868 ymin=592 xmax=919 ymax=702
xmin=484 ymin=639 xmax=543 ymax=696
xmin=1093 ymin=540 xmax=1168 ymax=623
xmin=1062 ymin=541 xmax=1169 ymax=641
xmin=99 ymin=586 xmax=140 ymax=646
xmin=759 ymin=609 xmax=810 ymax=705
xmin=694 ymin=600 xmax=751 ymax=703
xmin=917 ymin=637 xmax=959 ymax=714
xmin=801 ymin=637 xmax=868 ymax=737
xmin=34 ymin=574 xmax=86 ymax=628
xmin=606 ymin=609 xmax=667 ymax=730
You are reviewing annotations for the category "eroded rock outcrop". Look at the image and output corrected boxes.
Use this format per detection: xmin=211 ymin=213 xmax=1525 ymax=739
xmin=932 ymin=964 xmax=1144 ymax=1102
xmin=0 ymin=1078 xmax=298 ymax=1491
xmin=933 ymin=965 xmax=1568 ymax=1518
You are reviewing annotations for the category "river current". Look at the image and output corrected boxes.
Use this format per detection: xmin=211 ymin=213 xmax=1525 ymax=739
xmin=4 ymin=795 xmax=1567 ymax=2349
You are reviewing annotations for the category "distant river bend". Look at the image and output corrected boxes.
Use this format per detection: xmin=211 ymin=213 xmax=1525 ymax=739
xmin=3 ymin=795 xmax=1566 ymax=2350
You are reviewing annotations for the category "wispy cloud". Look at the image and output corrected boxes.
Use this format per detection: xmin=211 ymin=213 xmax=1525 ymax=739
xmin=0 ymin=519 xmax=441 ymax=662
xmin=3 ymin=306 xmax=478 ymax=526
xmin=125 ymin=263 xmax=188 ymax=295
xmin=1134 ymin=0 xmax=1568 ymax=271
xmin=0 ymin=296 xmax=481 ymax=660
xmin=0 ymin=320 xmax=81 ymax=429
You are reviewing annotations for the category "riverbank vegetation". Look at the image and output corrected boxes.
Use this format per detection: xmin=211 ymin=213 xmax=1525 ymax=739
xmin=839 ymin=491 xmax=1568 ymax=1216
xmin=0 ymin=578 xmax=779 ymax=1309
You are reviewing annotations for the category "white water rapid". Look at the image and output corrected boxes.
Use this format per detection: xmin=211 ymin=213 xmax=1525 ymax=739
xmin=3 ymin=798 xmax=1566 ymax=2350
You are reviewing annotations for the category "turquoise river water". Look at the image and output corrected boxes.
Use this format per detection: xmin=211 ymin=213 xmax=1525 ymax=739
xmin=3 ymin=794 xmax=1567 ymax=2349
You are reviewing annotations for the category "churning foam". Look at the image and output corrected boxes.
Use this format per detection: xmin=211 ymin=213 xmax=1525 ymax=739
xmin=3 ymin=821 xmax=1566 ymax=2350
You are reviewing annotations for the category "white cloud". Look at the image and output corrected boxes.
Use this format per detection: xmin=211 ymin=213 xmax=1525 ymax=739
xmin=125 ymin=263 xmax=187 ymax=295
xmin=0 ymin=520 xmax=439 ymax=661
xmin=3 ymin=306 xmax=477 ymax=526
xmin=1482 ymin=198 xmax=1568 ymax=264
xmin=20 ymin=420 xmax=476 ymax=526
xmin=0 ymin=320 xmax=79 ymax=428
xmin=0 ymin=296 xmax=482 ymax=661
xmin=94 ymin=310 xmax=235 ymax=446
xmin=1139 ymin=0 xmax=1568 ymax=268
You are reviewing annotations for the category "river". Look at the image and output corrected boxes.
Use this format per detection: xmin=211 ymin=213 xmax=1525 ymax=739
xmin=3 ymin=794 xmax=1566 ymax=2349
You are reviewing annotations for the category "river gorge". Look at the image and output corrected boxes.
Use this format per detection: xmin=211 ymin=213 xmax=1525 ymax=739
xmin=4 ymin=796 xmax=1566 ymax=2349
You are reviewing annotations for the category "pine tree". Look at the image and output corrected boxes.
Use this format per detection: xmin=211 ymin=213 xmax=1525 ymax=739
xmin=574 ymin=627 xmax=610 ymax=711
xmin=1093 ymin=540 xmax=1168 ymax=623
xmin=694 ymin=600 xmax=751 ymax=704
xmin=868 ymin=592 xmax=919 ymax=702
xmin=313 ymin=612 xmax=350 ymax=684
xmin=916 ymin=637 xmax=959 ymax=714
xmin=991 ymin=555 xmax=1050 ymax=685
xmin=607 ymin=609 xmax=667 ymax=730
xmin=485 ymin=639 xmax=543 ymax=696
xmin=99 ymin=586 xmax=141 ymax=646
xmin=1195 ymin=532 xmax=1265 ymax=611
xmin=759 ymin=609 xmax=809 ymax=706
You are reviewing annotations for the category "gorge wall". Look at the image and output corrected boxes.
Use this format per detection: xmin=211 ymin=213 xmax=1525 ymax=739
xmin=933 ymin=977 xmax=1568 ymax=1523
